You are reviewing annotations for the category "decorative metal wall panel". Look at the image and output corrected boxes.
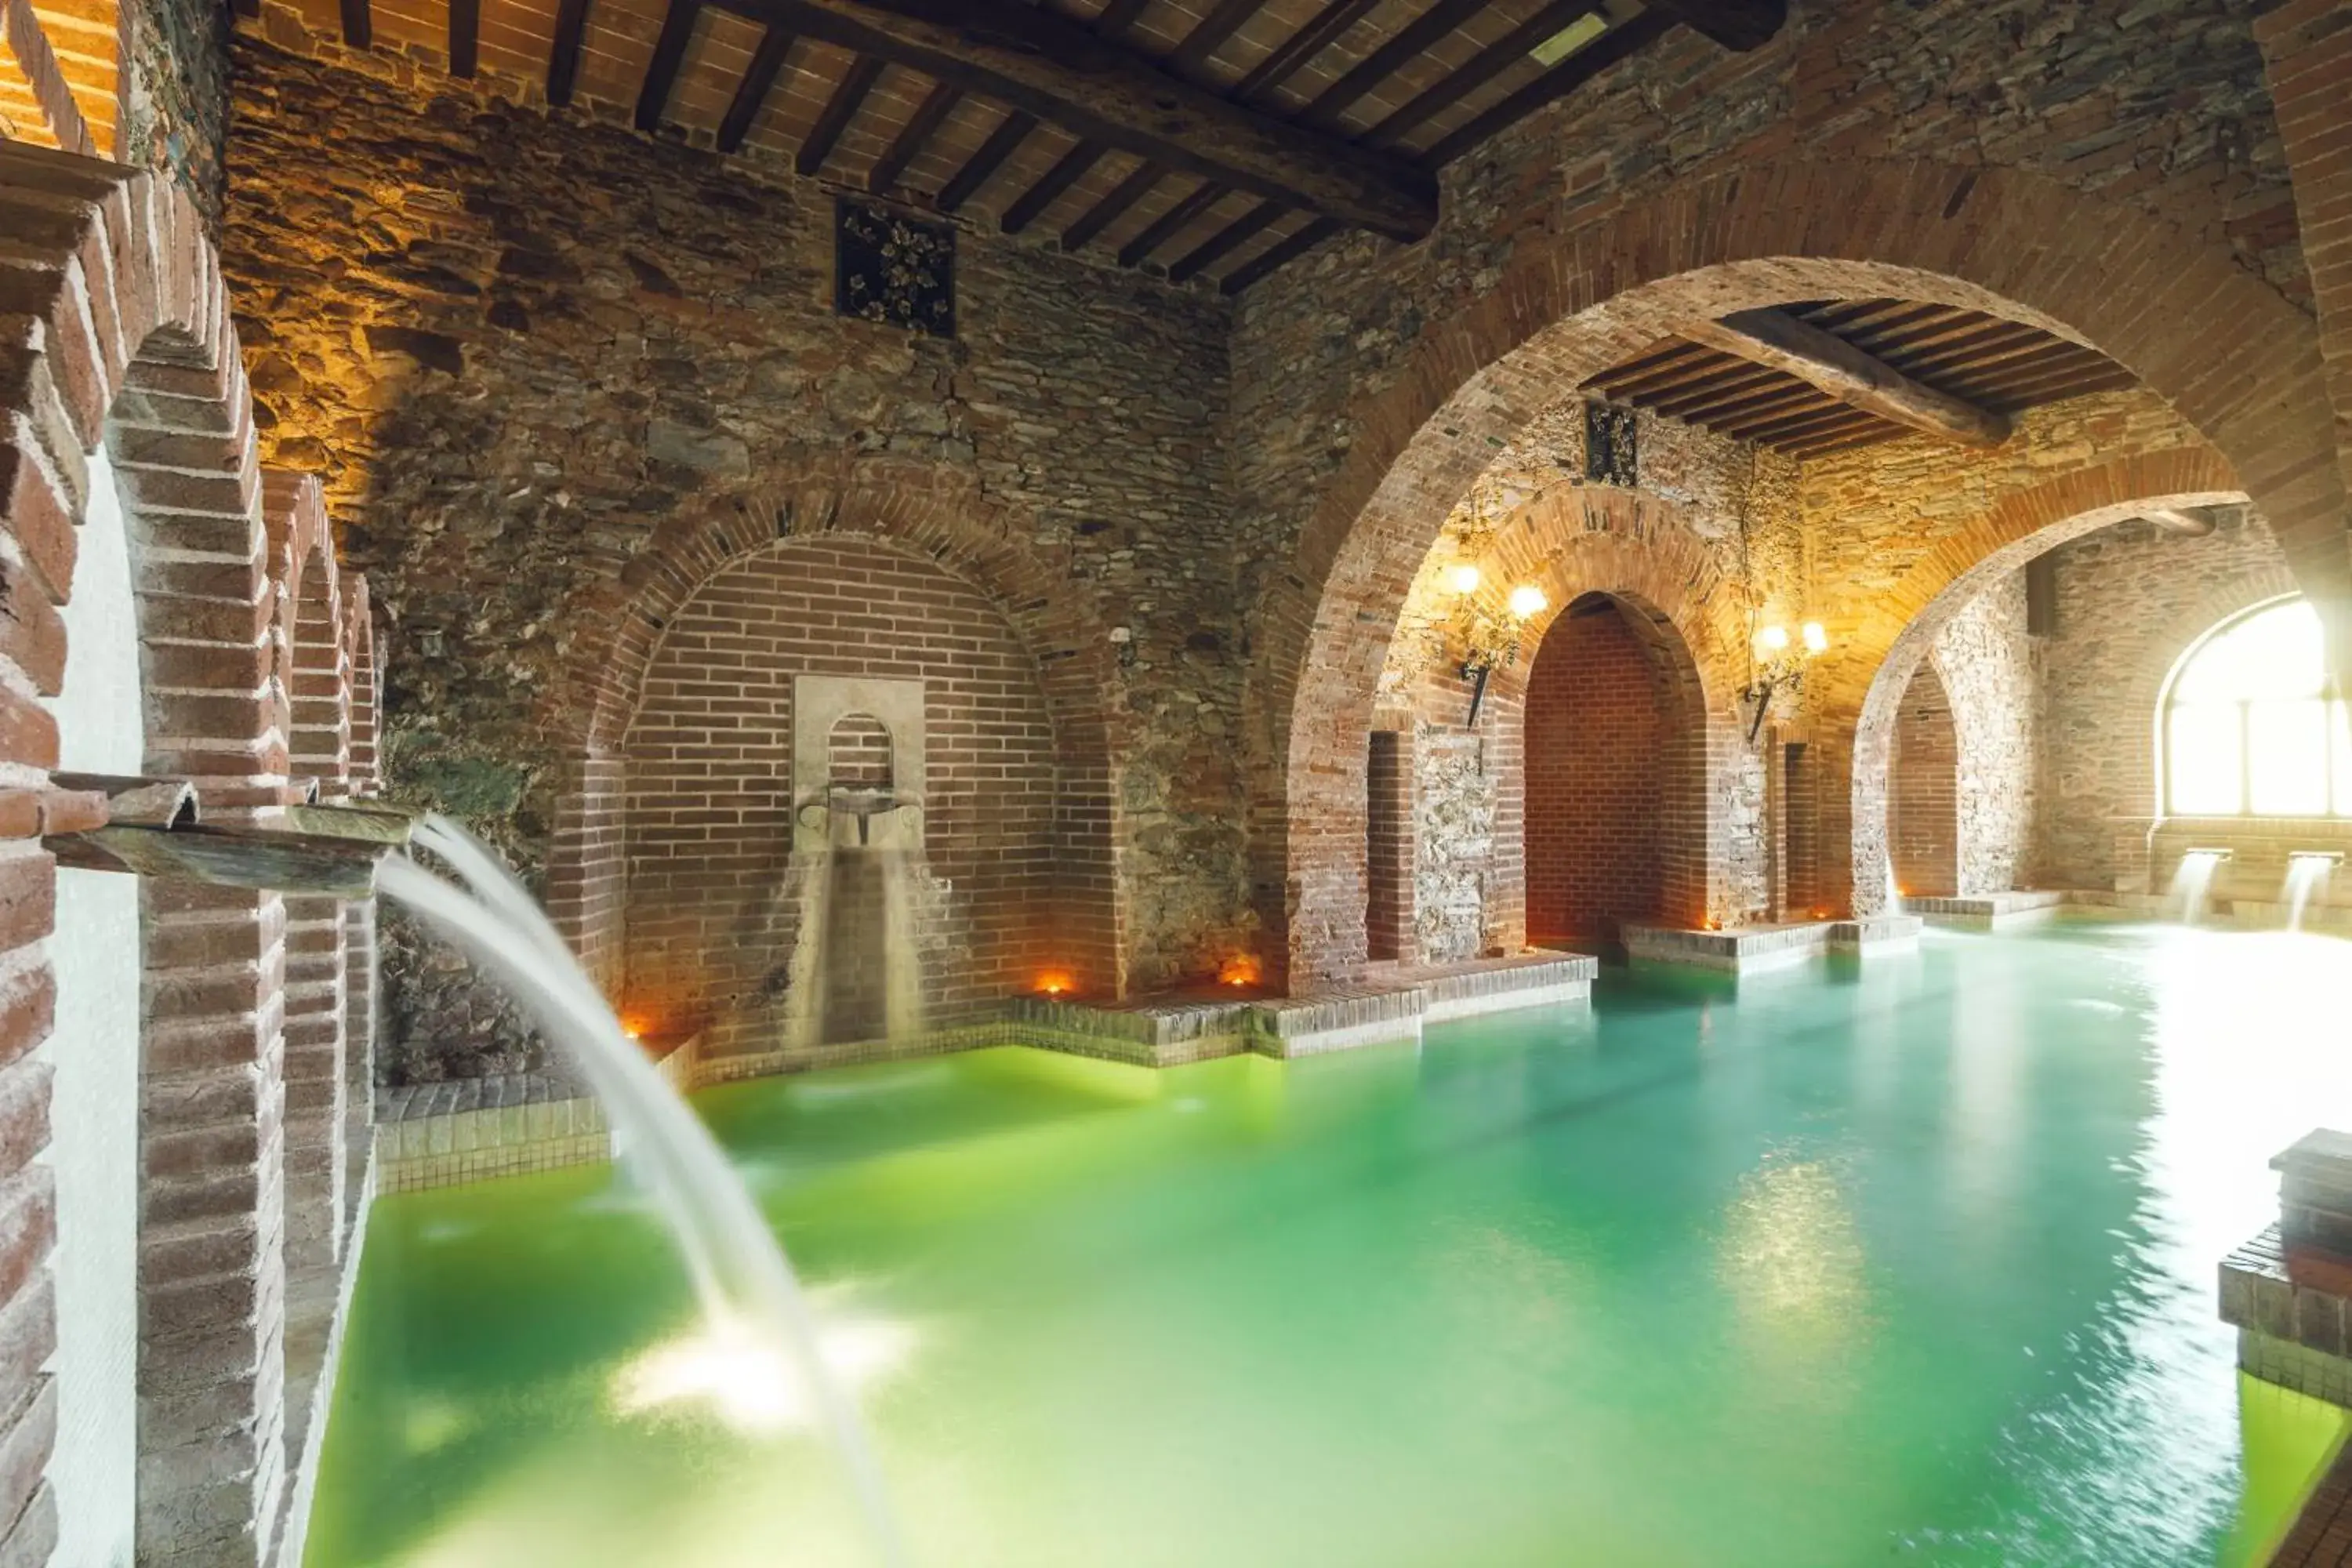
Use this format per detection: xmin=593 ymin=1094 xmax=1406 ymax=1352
xmin=835 ymin=200 xmax=955 ymax=337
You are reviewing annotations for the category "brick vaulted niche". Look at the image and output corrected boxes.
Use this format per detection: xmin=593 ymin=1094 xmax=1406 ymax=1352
xmin=1251 ymin=154 xmax=2344 ymax=988
xmin=1524 ymin=593 xmax=1709 ymax=953
xmin=547 ymin=459 xmax=1127 ymax=1056
xmin=0 ymin=140 xmax=378 ymax=1566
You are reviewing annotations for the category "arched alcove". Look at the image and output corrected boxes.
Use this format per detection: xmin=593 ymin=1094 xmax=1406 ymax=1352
xmin=1889 ymin=663 xmax=1959 ymax=899
xmin=1524 ymin=593 xmax=1711 ymax=949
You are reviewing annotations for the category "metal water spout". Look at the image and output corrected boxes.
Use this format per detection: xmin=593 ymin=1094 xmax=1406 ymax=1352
xmin=43 ymin=772 xmax=419 ymax=895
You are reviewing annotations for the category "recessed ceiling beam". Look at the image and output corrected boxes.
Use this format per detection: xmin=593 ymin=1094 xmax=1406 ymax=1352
xmin=1169 ymin=198 xmax=1282 ymax=283
xmin=1220 ymin=217 xmax=1340 ymax=296
xmin=1675 ymin=307 xmax=2013 ymax=446
xmin=1641 ymin=0 xmax=1785 ymax=50
xmin=710 ymin=0 xmax=1438 ymax=240
xmin=1120 ymin=181 xmax=1226 ymax=268
xmin=546 ymin=0 xmax=591 ymax=103
xmin=2144 ymin=508 xmax=2217 ymax=537
xmin=1423 ymin=12 xmax=1668 ymax=165
xmin=1002 ymin=140 xmax=1103 ymax=234
xmin=1062 ymin=158 xmax=1163 ymax=252
xmin=636 ymin=0 xmax=701 ymax=131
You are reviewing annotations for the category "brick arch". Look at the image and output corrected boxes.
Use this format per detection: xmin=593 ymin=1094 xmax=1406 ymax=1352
xmin=0 ymin=143 xmax=299 ymax=1563
xmin=545 ymin=451 xmax=1129 ymax=997
xmin=1835 ymin=446 xmax=2246 ymax=915
xmin=1250 ymin=153 xmax=2344 ymax=985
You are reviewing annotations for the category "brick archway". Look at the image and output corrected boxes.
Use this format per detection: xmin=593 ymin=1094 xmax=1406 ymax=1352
xmin=546 ymin=451 xmax=1129 ymax=999
xmin=1393 ymin=489 xmax=1752 ymax=960
xmin=0 ymin=141 xmax=326 ymax=1565
xmin=1249 ymin=155 xmax=2342 ymax=985
xmin=1834 ymin=447 xmax=2246 ymax=916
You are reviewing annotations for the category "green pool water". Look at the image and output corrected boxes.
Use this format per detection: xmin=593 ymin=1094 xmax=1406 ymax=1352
xmin=307 ymin=922 xmax=2352 ymax=1567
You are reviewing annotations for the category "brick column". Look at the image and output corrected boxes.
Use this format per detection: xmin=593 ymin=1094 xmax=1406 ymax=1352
xmin=1364 ymin=728 xmax=1416 ymax=962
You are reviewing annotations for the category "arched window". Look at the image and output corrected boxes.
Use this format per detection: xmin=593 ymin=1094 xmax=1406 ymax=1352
xmin=2162 ymin=597 xmax=2351 ymax=817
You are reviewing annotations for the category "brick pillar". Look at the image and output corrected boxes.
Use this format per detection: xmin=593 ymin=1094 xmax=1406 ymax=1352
xmin=1889 ymin=664 xmax=1959 ymax=898
xmin=114 ymin=361 xmax=292 ymax=1565
xmin=1364 ymin=728 xmax=1416 ymax=961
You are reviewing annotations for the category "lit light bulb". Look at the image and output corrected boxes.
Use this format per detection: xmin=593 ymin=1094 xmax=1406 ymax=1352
xmin=1507 ymin=584 xmax=1548 ymax=619
xmin=1755 ymin=624 xmax=1791 ymax=654
xmin=1801 ymin=620 xmax=1828 ymax=654
xmin=1448 ymin=564 xmax=1483 ymax=595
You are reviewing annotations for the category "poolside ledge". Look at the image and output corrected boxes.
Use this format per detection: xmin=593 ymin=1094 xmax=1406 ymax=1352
xmin=1623 ymin=916 xmax=1922 ymax=974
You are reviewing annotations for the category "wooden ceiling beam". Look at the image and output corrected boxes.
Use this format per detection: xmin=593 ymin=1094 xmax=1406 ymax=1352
xmin=1676 ymin=307 xmax=2013 ymax=446
xmin=1169 ymin=198 xmax=1283 ymax=283
xmin=1235 ymin=0 xmax=1379 ymax=99
xmin=546 ymin=0 xmax=590 ymax=103
xmin=1169 ymin=0 xmax=1265 ymax=75
xmin=938 ymin=108 xmax=1036 ymax=213
xmin=1002 ymin=139 xmax=1105 ymax=234
xmin=867 ymin=79 xmax=960 ymax=193
xmin=1062 ymin=158 xmax=1163 ymax=252
xmin=1220 ymin=216 xmax=1341 ymax=295
xmin=1423 ymin=12 xmax=1671 ymax=165
xmin=1302 ymin=0 xmax=1495 ymax=131
xmin=797 ymin=52 xmax=884 ymax=173
xmin=720 ymin=24 xmax=797 ymax=151
xmin=449 ymin=0 xmax=480 ymax=76
xmin=1366 ymin=0 xmax=1593 ymax=150
xmin=636 ymin=0 xmax=701 ymax=131
xmin=711 ymin=0 xmax=1437 ymax=239
xmin=1640 ymin=0 xmax=1785 ymax=50
xmin=1120 ymin=181 xmax=1228 ymax=267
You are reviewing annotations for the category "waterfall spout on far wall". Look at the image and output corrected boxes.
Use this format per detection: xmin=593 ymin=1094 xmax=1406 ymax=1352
xmin=2283 ymin=853 xmax=2338 ymax=932
xmin=378 ymin=818 xmax=909 ymax=1567
xmin=2169 ymin=850 xmax=2226 ymax=925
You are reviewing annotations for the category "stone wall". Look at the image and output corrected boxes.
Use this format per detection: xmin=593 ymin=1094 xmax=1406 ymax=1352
xmin=1889 ymin=663 xmax=1958 ymax=899
xmin=2036 ymin=508 xmax=2298 ymax=888
xmin=1935 ymin=572 xmax=2038 ymax=895
xmin=222 ymin=32 xmax=1253 ymax=1066
xmin=119 ymin=0 xmax=227 ymax=227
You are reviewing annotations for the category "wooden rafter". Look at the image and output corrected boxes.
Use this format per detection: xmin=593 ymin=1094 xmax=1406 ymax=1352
xmin=719 ymin=24 xmax=797 ymax=152
xmin=1219 ymin=214 xmax=1341 ymax=296
xmin=1364 ymin=0 xmax=1593 ymax=149
xmin=546 ymin=0 xmax=591 ymax=104
xmin=449 ymin=0 xmax=480 ymax=77
xmin=1167 ymin=0 xmax=1264 ymax=76
xmin=1234 ymin=0 xmax=1380 ymax=100
xmin=636 ymin=0 xmax=702 ymax=131
xmin=1424 ymin=11 xmax=1671 ymax=165
xmin=938 ymin=108 xmax=1036 ymax=213
xmin=1300 ymin=0 xmax=1490 ymax=131
xmin=1119 ymin=181 xmax=1226 ymax=268
xmin=2145 ymin=508 xmax=2217 ymax=536
xmin=1062 ymin=158 xmax=1163 ymax=252
xmin=710 ymin=0 xmax=1438 ymax=239
xmin=1676 ymin=307 xmax=2013 ymax=445
xmin=1168 ymin=198 xmax=1281 ymax=283
xmin=868 ymin=79 xmax=960 ymax=193
xmin=1002 ymin=140 xmax=1102 ymax=234
xmin=797 ymin=53 xmax=884 ymax=174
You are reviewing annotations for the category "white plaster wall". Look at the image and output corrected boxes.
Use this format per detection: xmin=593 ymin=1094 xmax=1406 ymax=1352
xmin=40 ymin=445 xmax=142 ymax=1568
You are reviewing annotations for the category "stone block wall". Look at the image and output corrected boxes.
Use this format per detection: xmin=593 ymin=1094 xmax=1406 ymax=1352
xmin=218 ymin=29 xmax=1251 ymax=1061
xmin=622 ymin=535 xmax=1063 ymax=1056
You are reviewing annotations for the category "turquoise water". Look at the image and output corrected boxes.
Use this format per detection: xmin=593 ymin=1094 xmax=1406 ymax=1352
xmin=308 ymin=922 xmax=2352 ymax=1566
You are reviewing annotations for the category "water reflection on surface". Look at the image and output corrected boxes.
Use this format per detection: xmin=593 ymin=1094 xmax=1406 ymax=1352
xmin=308 ymin=921 xmax=2352 ymax=1568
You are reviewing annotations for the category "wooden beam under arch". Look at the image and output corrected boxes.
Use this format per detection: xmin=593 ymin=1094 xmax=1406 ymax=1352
xmin=1675 ymin=307 xmax=2014 ymax=447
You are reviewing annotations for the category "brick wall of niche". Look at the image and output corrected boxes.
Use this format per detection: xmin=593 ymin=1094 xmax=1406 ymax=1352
xmin=1524 ymin=599 xmax=1675 ymax=946
xmin=621 ymin=534 xmax=1064 ymax=1057
xmin=1889 ymin=662 xmax=1960 ymax=898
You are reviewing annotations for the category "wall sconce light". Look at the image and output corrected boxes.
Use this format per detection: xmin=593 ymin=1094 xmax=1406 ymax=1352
xmin=1454 ymin=580 xmax=1548 ymax=728
xmin=1447 ymin=563 xmax=1483 ymax=595
xmin=1741 ymin=619 xmax=1829 ymax=742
